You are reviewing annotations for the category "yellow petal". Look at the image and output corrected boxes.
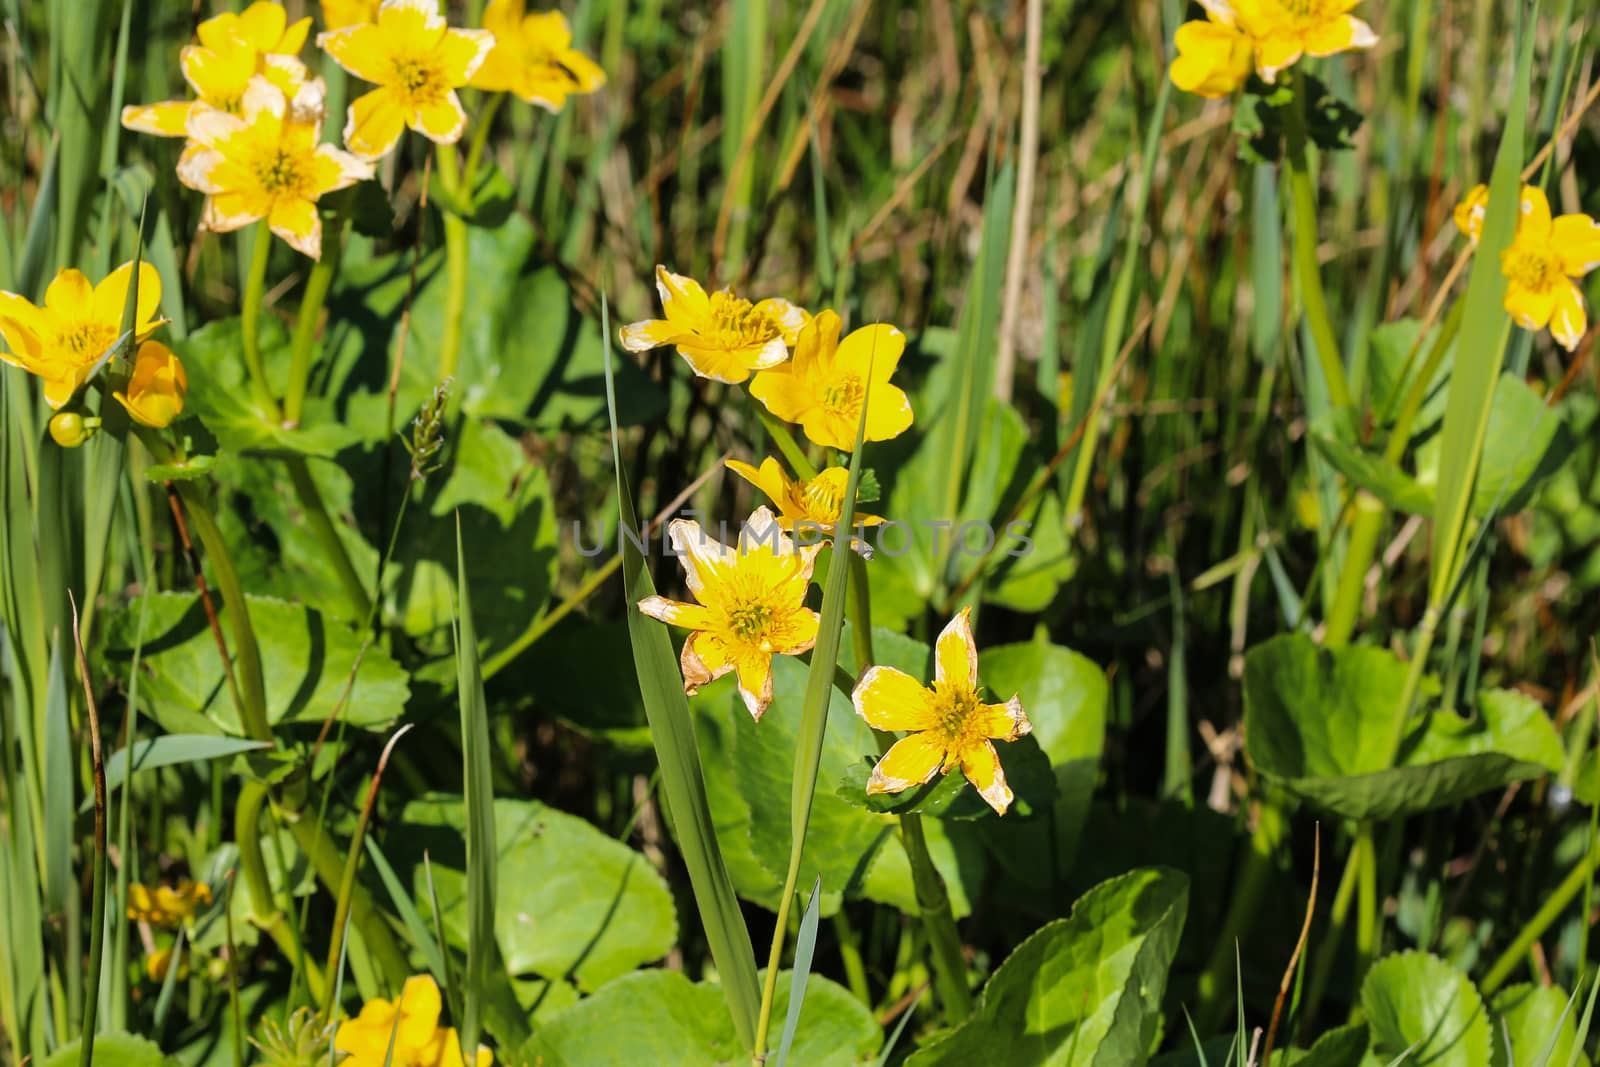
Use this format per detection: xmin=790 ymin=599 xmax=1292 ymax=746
xmin=852 ymin=665 xmax=937 ymax=732
xmin=437 ymin=28 xmax=495 ymax=85
xmin=270 ymin=197 xmax=323 ymax=258
xmin=203 ymin=192 xmax=268 ymax=233
xmin=681 ymin=630 xmax=734 ymax=693
xmin=1503 ymin=278 xmax=1557 ymax=332
xmin=238 ymin=2 xmax=288 ymax=51
xmin=121 ymin=100 xmax=193 ymax=137
xmin=411 ymin=90 xmax=468 ymax=143
xmin=664 ymin=517 xmax=734 ymax=601
xmin=1551 ymin=214 xmax=1600 ymax=277
xmin=654 ymin=265 xmax=711 ymax=322
xmin=1169 ymin=19 xmax=1254 ymax=98
xmin=1302 ymin=14 xmax=1378 ymax=57
xmin=44 ymin=269 xmax=94 ymax=318
xmin=834 ymin=323 xmax=904 ymax=382
xmin=753 ymin=297 xmax=809 ymax=345
xmin=637 ymin=595 xmax=714 ymax=631
xmin=674 ymin=340 xmax=782 ymax=384
xmin=733 ymin=651 xmax=776 ymax=720
xmin=559 ymin=46 xmax=607 ymax=94
xmin=316 ymin=23 xmax=393 ymax=84
xmin=618 ymin=318 xmax=680 ymax=353
xmin=181 ymin=42 xmax=254 ymax=104
xmin=481 ymin=0 xmax=525 ymax=38
xmin=344 ymin=86 xmax=408 ymax=160
xmin=93 ymin=262 xmax=162 ymax=330
xmin=1254 ymin=34 xmax=1303 ymax=83
xmin=867 ymin=733 xmax=948 ymax=795
xmin=862 ymin=382 xmax=914 ymax=442
xmin=1549 ymin=278 xmax=1588 ymax=352
xmin=958 ymin=740 xmax=1014 ymax=815
xmin=934 ymin=608 xmax=978 ymax=689
xmin=395 ymin=974 xmax=443 ymax=1048
xmin=747 ymin=365 xmax=811 ymax=425
xmin=1453 ymin=184 xmax=1489 ymax=243
xmin=979 ymin=695 xmax=1031 ymax=742
xmin=1519 ymin=185 xmax=1553 ymax=241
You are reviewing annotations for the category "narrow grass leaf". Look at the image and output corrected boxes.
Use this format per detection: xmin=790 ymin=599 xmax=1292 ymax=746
xmin=775 ymin=875 xmax=824 ymax=1067
xmin=602 ymin=293 xmax=761 ymax=1049
xmin=453 ymin=517 xmax=497 ymax=1057
xmin=88 ymin=736 xmax=270 ymax=811
xmin=364 ymin=836 xmax=449 ymax=986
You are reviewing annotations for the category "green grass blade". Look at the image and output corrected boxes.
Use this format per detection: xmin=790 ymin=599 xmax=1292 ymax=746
xmin=453 ymin=517 xmax=496 ymax=1057
xmin=365 ymin=837 xmax=449 ymax=987
xmin=1426 ymin=7 xmax=1536 ymax=605
xmin=602 ymin=292 xmax=761 ymax=1050
xmin=774 ymin=875 xmax=824 ymax=1067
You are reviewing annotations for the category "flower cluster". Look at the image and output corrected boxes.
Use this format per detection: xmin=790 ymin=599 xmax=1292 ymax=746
xmin=625 ymin=268 xmax=1030 ymax=813
xmin=335 ymin=974 xmax=491 ymax=1067
xmin=123 ymin=0 xmax=605 ymax=256
xmin=1169 ymin=0 xmax=1378 ymax=99
xmin=1454 ymin=183 xmax=1600 ymax=352
xmin=0 ymin=261 xmax=187 ymax=435
xmin=127 ymin=879 xmax=212 ymax=926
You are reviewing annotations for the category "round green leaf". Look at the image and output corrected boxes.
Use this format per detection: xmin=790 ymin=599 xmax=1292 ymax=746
xmin=1361 ymin=950 xmax=1491 ymax=1067
xmin=392 ymin=795 xmax=677 ymax=991
xmin=1244 ymin=634 xmax=1563 ymax=820
xmin=517 ymin=969 xmax=879 ymax=1066
xmin=907 ymin=867 xmax=1188 ymax=1066
xmin=43 ymin=1033 xmax=178 ymax=1067
xmin=101 ymin=592 xmax=410 ymax=736
xmin=1489 ymin=983 xmax=1592 ymax=1067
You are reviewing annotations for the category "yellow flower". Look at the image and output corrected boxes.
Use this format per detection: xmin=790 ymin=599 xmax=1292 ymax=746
xmin=126 ymin=880 xmax=212 ymax=926
xmin=145 ymin=946 xmax=191 ymax=983
xmin=618 ymin=266 xmax=809 ymax=384
xmin=1169 ymin=14 xmax=1254 ymax=98
xmin=0 ymin=261 xmax=163 ymax=408
xmin=334 ymin=974 xmax=492 ymax=1067
xmin=1455 ymin=184 xmax=1600 ymax=351
xmin=321 ymin=0 xmax=382 ymax=30
xmin=1227 ymin=0 xmax=1377 ymax=83
xmin=122 ymin=5 xmax=311 ymax=137
xmin=201 ymin=1 xmax=313 ymax=57
xmin=749 ymin=310 xmax=912 ymax=452
xmin=470 ymin=1 xmax=605 ymax=111
xmin=317 ymin=0 xmax=495 ymax=161
xmin=638 ymin=507 xmax=822 ymax=720
xmin=852 ymin=608 xmax=1031 ymax=815
xmin=176 ymin=76 xmax=373 ymax=258
xmin=114 ymin=341 xmax=189 ymax=429
xmin=724 ymin=457 xmax=882 ymax=534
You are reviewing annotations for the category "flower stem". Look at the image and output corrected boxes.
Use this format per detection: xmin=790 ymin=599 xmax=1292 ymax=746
xmin=1324 ymin=491 xmax=1383 ymax=648
xmin=463 ymin=93 xmax=504 ymax=190
xmin=435 ymin=146 xmax=470 ymax=386
xmin=1283 ymin=72 xmax=1352 ymax=411
xmin=283 ymin=216 xmax=345 ymax=428
xmin=240 ymin=221 xmax=282 ymax=420
xmin=757 ymin=407 xmax=818 ymax=481
xmin=1481 ymin=830 xmax=1600 ymax=994
xmin=1299 ymin=832 xmax=1362 ymax=1039
xmin=286 ymin=457 xmax=373 ymax=622
xmin=1351 ymin=823 xmax=1379 ymax=993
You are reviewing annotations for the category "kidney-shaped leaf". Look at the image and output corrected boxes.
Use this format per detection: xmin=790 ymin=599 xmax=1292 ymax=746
xmin=517 ymin=969 xmax=879 ymax=1066
xmin=391 ymin=795 xmax=677 ymax=991
xmin=1489 ymin=983 xmax=1592 ymax=1067
xmin=43 ymin=1033 xmax=178 ymax=1067
xmin=1362 ymin=951 xmax=1491 ymax=1067
xmin=1244 ymin=635 xmax=1562 ymax=820
xmin=102 ymin=592 xmax=409 ymax=736
xmin=907 ymin=867 xmax=1188 ymax=1067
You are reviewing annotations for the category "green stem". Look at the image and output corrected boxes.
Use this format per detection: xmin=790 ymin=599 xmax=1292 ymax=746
xmin=1324 ymin=491 xmax=1383 ymax=647
xmin=234 ymin=784 xmax=327 ymax=1004
xmin=1382 ymin=297 xmax=1467 ymax=466
xmin=898 ymin=810 xmax=972 ymax=1024
xmin=435 ymin=146 xmax=470 ymax=386
xmin=757 ymin=408 xmax=819 ymax=481
xmin=283 ymin=218 xmax=344 ymax=428
xmin=463 ymin=93 xmax=504 ymax=190
xmin=1378 ymin=607 xmax=1440 ymax=770
xmin=1283 ymin=72 xmax=1352 ymax=411
xmin=286 ymin=458 xmax=373 ymax=622
xmin=831 ymin=912 xmax=871 ymax=1006
xmin=754 ymin=850 xmax=806 ymax=1062
xmin=239 ymin=221 xmax=282 ymax=420
xmin=483 ymin=551 xmax=620 ymax=680
xmin=286 ymin=807 xmax=410 ymax=989
xmin=1351 ymin=824 xmax=1379 ymax=995
xmin=1195 ymin=800 xmax=1288 ymax=1033
xmin=1481 ymin=833 xmax=1600 ymax=994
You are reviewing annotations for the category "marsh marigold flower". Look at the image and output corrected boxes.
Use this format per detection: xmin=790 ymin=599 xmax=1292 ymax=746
xmin=0 ymin=261 xmax=163 ymax=408
xmin=177 ymin=77 xmax=373 ymax=258
xmin=749 ymin=310 xmax=912 ymax=452
xmin=115 ymin=341 xmax=189 ymax=429
xmin=317 ymin=0 xmax=494 ymax=161
xmin=321 ymin=0 xmax=382 ymax=30
xmin=335 ymin=974 xmax=491 ymax=1067
xmin=470 ymin=1 xmax=605 ymax=111
xmin=619 ymin=266 xmax=808 ymax=384
xmin=724 ymin=456 xmax=882 ymax=534
xmin=127 ymin=879 xmax=212 ymax=926
xmin=1169 ymin=0 xmax=1377 ymax=95
xmin=638 ymin=506 xmax=821 ymax=720
xmin=122 ymin=3 xmax=311 ymax=137
xmin=1454 ymin=183 xmax=1600 ymax=352
xmin=853 ymin=608 xmax=1031 ymax=815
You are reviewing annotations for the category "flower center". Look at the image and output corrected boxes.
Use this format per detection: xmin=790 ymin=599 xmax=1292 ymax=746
xmin=798 ymin=478 xmax=842 ymax=522
xmin=725 ymin=599 xmax=774 ymax=643
xmin=821 ymin=374 xmax=864 ymax=418
xmin=254 ymin=146 xmax=306 ymax=195
xmin=1502 ymin=245 xmax=1562 ymax=293
xmin=1275 ymin=0 xmax=1334 ymax=20
xmin=58 ymin=320 xmax=117 ymax=365
xmin=929 ymin=680 xmax=984 ymax=750
xmin=391 ymin=55 xmax=444 ymax=103
xmin=708 ymin=292 xmax=779 ymax=347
